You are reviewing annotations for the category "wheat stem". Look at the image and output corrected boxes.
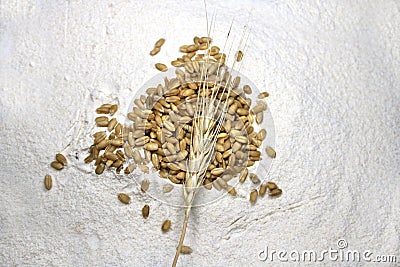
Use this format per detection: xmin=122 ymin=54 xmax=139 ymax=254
xmin=172 ymin=205 xmax=191 ymax=267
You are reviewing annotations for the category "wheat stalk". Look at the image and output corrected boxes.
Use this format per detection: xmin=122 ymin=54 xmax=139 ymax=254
xmin=172 ymin=60 xmax=225 ymax=267
xmin=171 ymin=3 xmax=251 ymax=265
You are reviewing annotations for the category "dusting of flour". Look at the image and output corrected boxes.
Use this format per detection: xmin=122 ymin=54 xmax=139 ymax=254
xmin=0 ymin=0 xmax=399 ymax=266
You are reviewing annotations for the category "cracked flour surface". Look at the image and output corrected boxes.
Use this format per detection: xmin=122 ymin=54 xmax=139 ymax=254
xmin=0 ymin=0 xmax=399 ymax=266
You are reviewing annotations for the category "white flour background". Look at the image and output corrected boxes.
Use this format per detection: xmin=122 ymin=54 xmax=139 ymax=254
xmin=0 ymin=0 xmax=399 ymax=266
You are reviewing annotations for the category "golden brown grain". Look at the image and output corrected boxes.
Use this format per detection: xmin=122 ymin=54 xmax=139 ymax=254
xmin=236 ymin=50 xmax=243 ymax=62
xmin=95 ymin=162 xmax=105 ymax=175
xmin=151 ymin=154 xmax=160 ymax=169
xmin=250 ymin=173 xmax=261 ymax=184
xmin=107 ymin=118 xmax=117 ymax=131
xmin=140 ymin=164 xmax=149 ymax=174
xmin=162 ymin=219 xmax=171 ymax=232
xmin=250 ymin=189 xmax=258 ymax=203
xmin=266 ymin=181 xmax=278 ymax=191
xmin=110 ymin=139 xmax=123 ymax=147
xmin=118 ymin=193 xmax=130 ymax=204
xmin=44 ymin=174 xmax=52 ymax=190
xmin=258 ymin=92 xmax=269 ymax=99
xmin=255 ymin=112 xmax=263 ymax=124
xmin=163 ymin=183 xmax=174 ymax=193
xmin=269 ymin=188 xmax=282 ymax=197
xmin=179 ymin=45 xmax=188 ymax=53
xmin=235 ymin=136 xmax=248 ymax=144
xmin=210 ymin=46 xmax=220 ymax=56
xmin=50 ymin=161 xmax=63 ymax=170
xmin=211 ymin=168 xmax=224 ymax=176
xmin=94 ymin=132 xmax=107 ymax=144
xmin=115 ymin=123 xmax=122 ymax=135
xmin=144 ymin=142 xmax=158 ymax=151
xmin=124 ymin=163 xmax=136 ymax=174
xmin=265 ymin=146 xmax=276 ymax=158
xmin=95 ymin=116 xmax=109 ymax=127
xmin=141 ymin=178 xmax=150 ymax=192
xmin=116 ymin=150 xmax=125 ymax=161
xmin=259 ymin=183 xmax=267 ymax=197
xmin=150 ymin=47 xmax=161 ymax=56
xmin=133 ymin=149 xmax=142 ymax=164
xmin=227 ymin=186 xmax=237 ymax=196
xmin=94 ymin=131 xmax=106 ymax=138
xmin=142 ymin=204 xmax=150 ymax=218
xmin=247 ymin=160 xmax=255 ymax=167
xmin=96 ymin=137 xmax=109 ymax=148
xmin=179 ymin=245 xmax=193 ymax=254
xmin=243 ymin=85 xmax=252 ymax=94
xmin=203 ymin=179 xmax=212 ymax=190
xmin=199 ymin=43 xmax=208 ymax=50
xmin=200 ymin=36 xmax=212 ymax=43
xmin=110 ymin=104 xmax=118 ymax=115
xmin=55 ymin=153 xmax=67 ymax=166
xmin=155 ymin=63 xmax=168 ymax=72
xmin=104 ymin=151 xmax=118 ymax=161
xmin=112 ymin=160 xmax=123 ymax=168
xmin=105 ymin=159 xmax=113 ymax=167
xmin=239 ymin=168 xmax=248 ymax=183
xmin=84 ymin=155 xmax=94 ymax=164
xmin=251 ymin=101 xmax=267 ymax=114
xmin=257 ymin=129 xmax=267 ymax=140
xmin=155 ymin=38 xmax=165 ymax=48
xmin=96 ymin=104 xmax=110 ymax=114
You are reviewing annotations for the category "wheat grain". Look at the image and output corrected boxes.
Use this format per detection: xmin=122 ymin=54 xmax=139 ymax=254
xmin=95 ymin=162 xmax=105 ymax=175
xmin=55 ymin=153 xmax=67 ymax=165
xmin=163 ymin=184 xmax=174 ymax=193
xmin=44 ymin=174 xmax=52 ymax=190
xmin=94 ymin=132 xmax=107 ymax=144
xmin=97 ymin=139 xmax=109 ymax=150
xmin=267 ymin=181 xmax=278 ymax=191
xmin=95 ymin=116 xmax=108 ymax=127
xmin=236 ymin=50 xmax=243 ymax=62
xmin=269 ymin=188 xmax=282 ymax=197
xmin=227 ymin=186 xmax=237 ymax=196
xmin=142 ymin=205 xmax=150 ymax=218
xmin=110 ymin=104 xmax=118 ymax=115
xmin=258 ymin=92 xmax=269 ymax=99
xmin=255 ymin=112 xmax=263 ymax=124
xmin=155 ymin=63 xmax=168 ymax=72
xmin=265 ymin=146 xmax=276 ymax=158
xmin=162 ymin=220 xmax=171 ymax=232
xmin=250 ymin=189 xmax=258 ymax=203
xmin=250 ymin=173 xmax=261 ymax=184
xmin=257 ymin=129 xmax=267 ymax=140
xmin=50 ymin=161 xmax=63 ymax=170
xmin=107 ymin=118 xmax=117 ymax=131
xmin=179 ymin=245 xmax=193 ymax=254
xmin=118 ymin=193 xmax=130 ymax=204
xmin=239 ymin=167 xmax=248 ymax=183
xmin=150 ymin=47 xmax=160 ymax=56
xmin=140 ymin=164 xmax=149 ymax=173
xmin=124 ymin=163 xmax=136 ymax=174
xmin=141 ymin=179 xmax=150 ymax=192
xmin=110 ymin=138 xmax=123 ymax=147
xmin=155 ymin=38 xmax=165 ymax=48
xmin=259 ymin=183 xmax=267 ymax=197
xmin=96 ymin=104 xmax=110 ymax=114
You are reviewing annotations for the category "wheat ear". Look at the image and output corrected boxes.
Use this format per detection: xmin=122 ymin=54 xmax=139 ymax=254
xmin=171 ymin=2 xmax=254 ymax=265
xmin=171 ymin=49 xmax=235 ymax=267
